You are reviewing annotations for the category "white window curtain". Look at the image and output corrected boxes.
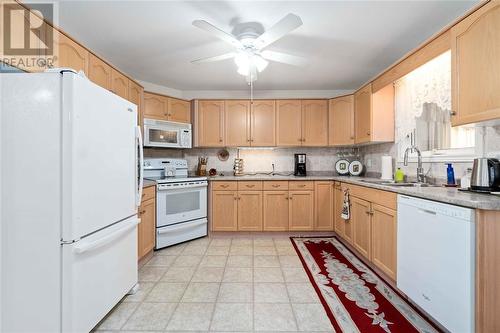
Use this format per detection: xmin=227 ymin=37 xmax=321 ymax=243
xmin=395 ymin=51 xmax=474 ymax=161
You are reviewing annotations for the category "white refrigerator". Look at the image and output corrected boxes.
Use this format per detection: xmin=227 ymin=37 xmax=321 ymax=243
xmin=0 ymin=70 xmax=144 ymax=332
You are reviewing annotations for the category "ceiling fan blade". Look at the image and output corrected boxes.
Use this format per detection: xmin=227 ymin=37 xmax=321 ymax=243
xmin=191 ymin=52 xmax=236 ymax=64
xmin=254 ymin=13 xmax=303 ymax=50
xmin=260 ymin=50 xmax=307 ymax=66
xmin=192 ymin=20 xmax=242 ymax=48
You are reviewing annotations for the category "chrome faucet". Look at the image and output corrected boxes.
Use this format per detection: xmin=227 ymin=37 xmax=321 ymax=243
xmin=403 ymin=145 xmax=425 ymax=183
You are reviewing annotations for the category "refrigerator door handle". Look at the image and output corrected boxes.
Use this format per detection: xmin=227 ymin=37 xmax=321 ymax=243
xmin=136 ymin=126 xmax=144 ymax=207
xmin=73 ymin=218 xmax=138 ymax=254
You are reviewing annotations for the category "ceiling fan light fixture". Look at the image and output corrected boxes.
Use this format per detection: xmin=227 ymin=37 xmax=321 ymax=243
xmin=254 ymin=55 xmax=268 ymax=72
xmin=235 ymin=52 xmax=250 ymax=76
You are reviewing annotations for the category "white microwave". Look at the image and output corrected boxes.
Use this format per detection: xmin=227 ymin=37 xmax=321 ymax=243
xmin=143 ymin=118 xmax=192 ymax=148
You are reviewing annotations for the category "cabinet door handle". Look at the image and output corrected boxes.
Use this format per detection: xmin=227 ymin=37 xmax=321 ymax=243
xmin=450 ymin=111 xmax=456 ymax=116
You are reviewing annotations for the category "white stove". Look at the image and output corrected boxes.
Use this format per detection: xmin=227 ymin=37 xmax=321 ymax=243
xmin=143 ymin=158 xmax=208 ymax=249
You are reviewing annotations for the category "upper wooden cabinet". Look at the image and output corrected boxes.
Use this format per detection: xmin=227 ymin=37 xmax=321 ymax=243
xmin=251 ymin=100 xmax=276 ymax=146
xmin=194 ymin=100 xmax=225 ymax=147
xmin=354 ymin=84 xmax=372 ymax=144
xmin=225 ymin=100 xmax=250 ymax=146
xmin=302 ymin=100 xmax=328 ymax=146
xmin=276 ymin=100 xmax=302 ymax=146
xmin=143 ymin=92 xmax=167 ymax=120
xmin=88 ymin=54 xmax=112 ymax=90
xmin=354 ymin=83 xmax=394 ymax=144
xmin=329 ymin=95 xmax=355 ymax=146
xmin=277 ymin=99 xmax=328 ymax=146
xmin=143 ymin=92 xmax=191 ymax=123
xmin=52 ymin=31 xmax=88 ymax=74
xmin=128 ymin=81 xmax=143 ymax=124
xmin=168 ymin=98 xmax=191 ymax=123
xmin=111 ymin=69 xmax=129 ymax=100
xmin=451 ymin=1 xmax=500 ymax=126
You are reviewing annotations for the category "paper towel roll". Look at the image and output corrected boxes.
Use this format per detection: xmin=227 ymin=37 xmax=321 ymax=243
xmin=381 ymin=155 xmax=393 ymax=180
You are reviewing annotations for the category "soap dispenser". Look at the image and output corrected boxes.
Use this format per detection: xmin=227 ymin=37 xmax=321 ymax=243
xmin=446 ymin=163 xmax=456 ymax=186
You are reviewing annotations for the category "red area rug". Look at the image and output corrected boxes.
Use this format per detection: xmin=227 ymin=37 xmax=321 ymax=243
xmin=291 ymin=237 xmax=441 ymax=333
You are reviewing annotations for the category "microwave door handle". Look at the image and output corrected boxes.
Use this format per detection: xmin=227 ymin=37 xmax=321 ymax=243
xmin=136 ymin=126 xmax=144 ymax=207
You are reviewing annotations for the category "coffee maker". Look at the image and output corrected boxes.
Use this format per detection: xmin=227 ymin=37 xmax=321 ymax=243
xmin=294 ymin=154 xmax=307 ymax=176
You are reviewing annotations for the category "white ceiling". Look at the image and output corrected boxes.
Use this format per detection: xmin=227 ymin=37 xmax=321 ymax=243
xmin=52 ymin=1 xmax=478 ymax=91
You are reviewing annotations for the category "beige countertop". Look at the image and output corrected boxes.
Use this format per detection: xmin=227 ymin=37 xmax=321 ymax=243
xmin=208 ymin=173 xmax=500 ymax=211
xmin=143 ymin=179 xmax=156 ymax=188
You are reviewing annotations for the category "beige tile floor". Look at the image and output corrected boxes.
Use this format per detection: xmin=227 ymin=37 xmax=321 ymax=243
xmin=94 ymin=235 xmax=334 ymax=332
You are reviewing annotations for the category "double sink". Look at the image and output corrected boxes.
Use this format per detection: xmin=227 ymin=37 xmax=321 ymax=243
xmin=360 ymin=179 xmax=438 ymax=187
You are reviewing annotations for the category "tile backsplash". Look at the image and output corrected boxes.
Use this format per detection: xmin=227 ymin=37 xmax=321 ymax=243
xmin=145 ymin=147 xmax=350 ymax=175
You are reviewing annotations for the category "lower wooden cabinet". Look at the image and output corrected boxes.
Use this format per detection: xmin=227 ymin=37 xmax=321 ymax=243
xmin=314 ymin=181 xmax=334 ymax=231
xmin=335 ymin=183 xmax=397 ymax=281
xmin=263 ymin=191 xmax=289 ymax=231
xmin=237 ymin=191 xmax=263 ymax=231
xmin=351 ymin=196 xmax=372 ymax=259
xmin=211 ymin=190 xmax=238 ymax=231
xmin=371 ymin=203 xmax=397 ymax=280
xmin=289 ymin=190 xmax=314 ymax=231
xmin=138 ymin=187 xmax=156 ymax=260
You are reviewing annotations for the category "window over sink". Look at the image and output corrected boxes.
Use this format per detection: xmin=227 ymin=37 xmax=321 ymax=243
xmin=395 ymin=51 xmax=476 ymax=162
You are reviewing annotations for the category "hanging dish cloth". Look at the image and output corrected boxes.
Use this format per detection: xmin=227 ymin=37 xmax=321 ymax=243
xmin=341 ymin=189 xmax=350 ymax=220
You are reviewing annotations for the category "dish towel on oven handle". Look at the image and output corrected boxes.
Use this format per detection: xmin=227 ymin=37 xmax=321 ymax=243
xmin=341 ymin=189 xmax=350 ymax=220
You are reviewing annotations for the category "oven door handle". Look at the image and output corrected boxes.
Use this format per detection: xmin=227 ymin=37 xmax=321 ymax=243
xmin=157 ymin=220 xmax=207 ymax=234
xmin=157 ymin=182 xmax=208 ymax=191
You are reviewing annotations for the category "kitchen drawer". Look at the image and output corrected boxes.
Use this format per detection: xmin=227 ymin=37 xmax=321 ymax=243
xmin=343 ymin=183 xmax=397 ymax=210
xmin=289 ymin=181 xmax=314 ymax=190
xmin=263 ymin=181 xmax=289 ymax=191
xmin=211 ymin=181 xmax=238 ymax=191
xmin=238 ymin=181 xmax=263 ymax=191
xmin=141 ymin=186 xmax=156 ymax=202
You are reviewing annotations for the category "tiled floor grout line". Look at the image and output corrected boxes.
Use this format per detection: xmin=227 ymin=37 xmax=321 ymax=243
xmin=276 ymin=238 xmax=301 ymax=332
xmin=206 ymin=238 xmax=230 ymax=332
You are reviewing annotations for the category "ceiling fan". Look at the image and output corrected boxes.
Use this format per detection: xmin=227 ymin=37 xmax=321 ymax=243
xmin=191 ymin=13 xmax=306 ymax=83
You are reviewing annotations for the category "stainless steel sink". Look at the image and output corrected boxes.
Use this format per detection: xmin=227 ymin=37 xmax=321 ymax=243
xmin=360 ymin=179 xmax=438 ymax=187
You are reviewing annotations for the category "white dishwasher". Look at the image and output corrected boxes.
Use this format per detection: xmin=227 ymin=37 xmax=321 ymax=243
xmin=397 ymin=195 xmax=475 ymax=333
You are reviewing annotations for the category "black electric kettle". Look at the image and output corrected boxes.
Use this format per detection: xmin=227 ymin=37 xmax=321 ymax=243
xmin=470 ymin=158 xmax=500 ymax=192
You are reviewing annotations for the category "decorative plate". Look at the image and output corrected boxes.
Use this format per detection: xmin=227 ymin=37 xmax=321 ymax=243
xmin=335 ymin=159 xmax=350 ymax=175
xmin=348 ymin=160 xmax=364 ymax=176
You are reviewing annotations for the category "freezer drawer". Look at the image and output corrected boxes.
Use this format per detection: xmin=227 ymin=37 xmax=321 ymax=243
xmin=62 ymin=216 xmax=138 ymax=333
xmin=156 ymin=218 xmax=208 ymax=249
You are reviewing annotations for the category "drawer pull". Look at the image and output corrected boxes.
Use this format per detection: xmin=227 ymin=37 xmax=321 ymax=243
xmin=272 ymin=184 xmax=280 ymax=188
xmin=298 ymin=184 xmax=306 ymax=187
xmin=220 ymin=184 xmax=229 ymax=188
xmin=246 ymin=184 xmax=255 ymax=188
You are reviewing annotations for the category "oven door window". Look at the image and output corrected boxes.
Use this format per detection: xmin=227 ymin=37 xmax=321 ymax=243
xmin=148 ymin=128 xmax=179 ymax=144
xmin=165 ymin=191 xmax=200 ymax=214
